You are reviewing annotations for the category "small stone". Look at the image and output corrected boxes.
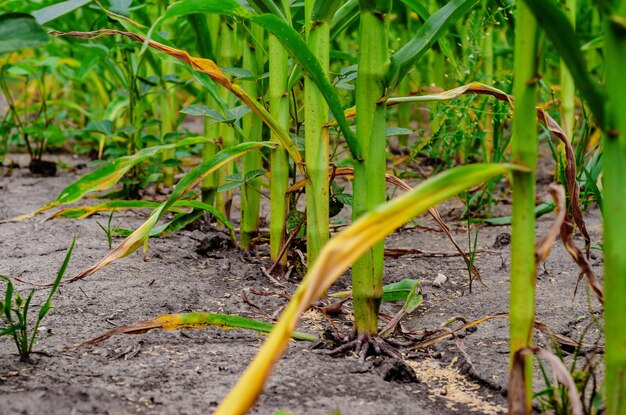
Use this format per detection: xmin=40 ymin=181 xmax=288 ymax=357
xmin=224 ymin=293 xmax=231 ymax=298
xmin=432 ymin=273 xmax=447 ymax=288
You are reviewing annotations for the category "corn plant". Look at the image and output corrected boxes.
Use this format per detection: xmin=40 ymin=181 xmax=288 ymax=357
xmin=7 ymin=1 xmax=626 ymax=413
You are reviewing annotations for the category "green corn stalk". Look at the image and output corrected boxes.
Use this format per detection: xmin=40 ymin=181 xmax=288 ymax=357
xmin=158 ymin=3 xmax=177 ymax=189
xmin=303 ymin=0 xmax=339 ymax=267
xmin=558 ymin=0 xmax=576 ymax=176
xmin=396 ymin=4 xmax=413 ymax=148
xmin=603 ymin=1 xmax=626 ymax=412
xmin=509 ymin=0 xmax=539 ymax=408
xmin=216 ymin=18 xmax=238 ymax=219
xmin=200 ymin=13 xmax=221 ymax=204
xmin=160 ymin=60 xmax=177 ymax=188
xmin=352 ymin=0 xmax=392 ymax=337
xmin=482 ymin=0 xmax=494 ymax=161
xmin=240 ymin=23 xmax=264 ymax=250
xmin=268 ymin=2 xmax=291 ymax=269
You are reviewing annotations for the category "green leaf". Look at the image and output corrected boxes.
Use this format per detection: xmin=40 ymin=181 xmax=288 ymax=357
xmin=180 ymin=104 xmax=225 ymax=122
xmin=329 ymin=0 xmax=358 ymax=41
xmin=385 ymin=127 xmax=413 ymax=136
xmin=245 ymin=0 xmax=288 ymax=21
xmin=387 ymin=0 xmax=479 ymax=90
xmin=0 ymin=13 xmax=49 ymax=54
xmin=36 ymin=237 xmax=75 ymax=322
xmin=398 ymin=0 xmax=460 ymax=75
xmin=522 ymin=0 xmax=606 ymax=127
xmin=166 ymin=0 xmax=253 ymax=20
xmin=474 ymin=201 xmax=556 ymax=225
xmin=32 ymin=0 xmax=93 ymax=25
xmin=330 ymin=278 xmax=421 ymax=301
xmin=1 ymin=275 xmax=14 ymax=323
xmin=85 ymin=119 xmax=114 ymax=136
xmin=218 ymin=181 xmax=245 ymax=193
xmin=244 ymin=168 xmax=265 ymax=182
xmin=381 ymin=279 xmax=422 ymax=302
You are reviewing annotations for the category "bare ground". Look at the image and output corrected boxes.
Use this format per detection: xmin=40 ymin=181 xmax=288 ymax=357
xmin=0 ymin=154 xmax=604 ymax=415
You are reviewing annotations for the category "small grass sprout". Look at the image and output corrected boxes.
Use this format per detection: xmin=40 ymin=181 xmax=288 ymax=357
xmin=0 ymin=236 xmax=75 ymax=360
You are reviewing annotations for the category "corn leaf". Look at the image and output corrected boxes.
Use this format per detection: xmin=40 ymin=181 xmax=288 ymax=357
xmin=61 ymin=142 xmax=271 ymax=285
xmin=246 ymin=0 xmax=288 ymax=21
xmin=330 ymin=278 xmax=421 ymax=302
xmin=522 ymin=0 xmax=606 ymax=128
xmin=387 ymin=0 xmax=479 ymax=90
xmin=0 ymin=13 xmax=49 ymax=54
xmin=32 ymin=0 xmax=93 ymax=25
xmin=74 ymin=312 xmax=316 ymax=349
xmin=216 ymin=163 xmax=524 ymax=414
xmin=330 ymin=0 xmax=358 ymax=41
xmin=398 ymin=0 xmax=460 ymax=75
xmin=17 ymin=136 xmax=210 ymax=220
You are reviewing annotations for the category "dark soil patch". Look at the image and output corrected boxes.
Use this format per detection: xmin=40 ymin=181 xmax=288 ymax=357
xmin=0 ymin=155 xmax=604 ymax=414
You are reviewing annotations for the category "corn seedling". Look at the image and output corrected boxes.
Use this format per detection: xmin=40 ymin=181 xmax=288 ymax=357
xmin=0 ymin=237 xmax=75 ymax=360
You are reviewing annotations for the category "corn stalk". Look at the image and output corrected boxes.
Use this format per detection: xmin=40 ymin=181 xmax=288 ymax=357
xmin=603 ymin=1 xmax=626 ymax=412
xmin=303 ymin=1 xmax=338 ymax=267
xmin=509 ymin=1 xmax=539 ymax=410
xmin=240 ymin=23 xmax=264 ymax=249
xmin=352 ymin=0 xmax=392 ymax=337
xmin=268 ymin=2 xmax=291 ymax=269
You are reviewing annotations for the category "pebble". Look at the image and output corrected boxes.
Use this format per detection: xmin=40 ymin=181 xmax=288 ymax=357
xmin=432 ymin=273 xmax=448 ymax=288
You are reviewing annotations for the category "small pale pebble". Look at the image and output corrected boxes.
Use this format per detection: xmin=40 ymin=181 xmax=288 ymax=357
xmin=433 ymin=273 xmax=448 ymax=288
xmin=224 ymin=293 xmax=231 ymax=298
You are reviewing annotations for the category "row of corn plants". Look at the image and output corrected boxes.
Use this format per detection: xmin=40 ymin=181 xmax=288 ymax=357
xmin=1 ymin=0 xmax=624 ymax=413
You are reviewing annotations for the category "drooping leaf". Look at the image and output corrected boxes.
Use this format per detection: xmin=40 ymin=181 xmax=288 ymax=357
xmin=32 ymin=0 xmax=93 ymax=25
xmin=215 ymin=163 xmax=525 ymax=414
xmin=0 ymin=14 xmax=49 ymax=54
xmin=386 ymin=0 xmax=480 ymax=90
xmin=61 ymin=142 xmax=272 ymax=285
xmin=17 ymin=136 xmax=210 ymax=219
xmin=73 ymin=312 xmax=316 ymax=350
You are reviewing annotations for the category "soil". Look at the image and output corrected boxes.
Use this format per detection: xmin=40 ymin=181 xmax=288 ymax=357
xmin=0 ymin=154 xmax=604 ymax=415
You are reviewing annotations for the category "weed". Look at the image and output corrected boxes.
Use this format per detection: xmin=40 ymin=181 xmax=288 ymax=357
xmin=0 ymin=237 xmax=75 ymax=360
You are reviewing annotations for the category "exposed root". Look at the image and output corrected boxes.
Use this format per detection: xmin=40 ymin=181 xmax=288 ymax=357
xmin=327 ymin=332 xmax=403 ymax=361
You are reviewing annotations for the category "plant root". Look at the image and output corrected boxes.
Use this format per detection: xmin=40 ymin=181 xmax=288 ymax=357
xmin=327 ymin=332 xmax=403 ymax=361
